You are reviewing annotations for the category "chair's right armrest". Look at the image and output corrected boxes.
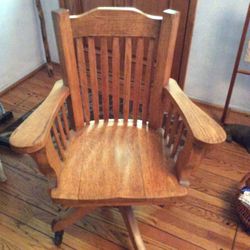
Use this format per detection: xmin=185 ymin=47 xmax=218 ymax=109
xmin=10 ymin=80 xmax=69 ymax=154
xmin=162 ymin=79 xmax=226 ymax=186
xmin=163 ymin=79 xmax=226 ymax=144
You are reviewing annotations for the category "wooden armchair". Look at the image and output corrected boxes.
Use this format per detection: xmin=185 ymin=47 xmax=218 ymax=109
xmin=10 ymin=7 xmax=226 ymax=249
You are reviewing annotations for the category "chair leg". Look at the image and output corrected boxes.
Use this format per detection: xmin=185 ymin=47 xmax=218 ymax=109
xmin=0 ymin=160 xmax=7 ymax=182
xmin=51 ymin=207 xmax=96 ymax=246
xmin=119 ymin=206 xmax=146 ymax=250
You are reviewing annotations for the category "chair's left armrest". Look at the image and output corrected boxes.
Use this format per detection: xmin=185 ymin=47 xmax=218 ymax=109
xmin=10 ymin=80 xmax=70 ymax=154
xmin=163 ymin=79 xmax=226 ymax=186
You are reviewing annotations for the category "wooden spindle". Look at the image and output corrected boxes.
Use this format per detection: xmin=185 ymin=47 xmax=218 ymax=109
xmin=88 ymin=37 xmax=99 ymax=122
xmin=133 ymin=38 xmax=144 ymax=125
xmin=56 ymin=114 xmax=67 ymax=149
xmin=100 ymin=37 xmax=109 ymax=121
xmin=171 ymin=121 xmax=184 ymax=158
xmin=61 ymin=105 xmax=70 ymax=139
xmin=75 ymin=38 xmax=90 ymax=124
xmin=164 ymin=103 xmax=173 ymax=139
xmin=123 ymin=37 xmax=132 ymax=122
xmin=142 ymin=39 xmax=155 ymax=124
xmin=52 ymin=124 xmax=65 ymax=160
xmin=112 ymin=37 xmax=120 ymax=121
xmin=168 ymin=112 xmax=179 ymax=147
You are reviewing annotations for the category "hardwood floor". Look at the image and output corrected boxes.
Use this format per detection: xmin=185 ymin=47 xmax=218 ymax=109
xmin=0 ymin=65 xmax=250 ymax=249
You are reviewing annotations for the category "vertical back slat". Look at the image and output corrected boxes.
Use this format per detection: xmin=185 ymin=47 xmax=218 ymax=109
xmin=61 ymin=105 xmax=70 ymax=139
xmin=142 ymin=39 xmax=155 ymax=124
xmin=100 ymin=37 xmax=109 ymax=121
xmin=123 ymin=37 xmax=132 ymax=122
xmin=75 ymin=38 xmax=90 ymax=124
xmin=132 ymin=38 xmax=144 ymax=125
xmin=88 ymin=37 xmax=99 ymax=122
xmin=112 ymin=37 xmax=120 ymax=121
xmin=54 ymin=8 xmax=180 ymax=129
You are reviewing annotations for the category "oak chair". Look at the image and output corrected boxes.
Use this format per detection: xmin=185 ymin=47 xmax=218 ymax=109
xmin=10 ymin=7 xmax=226 ymax=249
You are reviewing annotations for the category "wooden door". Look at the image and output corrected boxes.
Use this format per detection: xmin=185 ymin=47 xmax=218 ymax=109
xmin=58 ymin=0 xmax=197 ymax=88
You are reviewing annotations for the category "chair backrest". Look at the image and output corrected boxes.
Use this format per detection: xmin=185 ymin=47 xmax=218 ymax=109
xmin=53 ymin=7 xmax=180 ymax=130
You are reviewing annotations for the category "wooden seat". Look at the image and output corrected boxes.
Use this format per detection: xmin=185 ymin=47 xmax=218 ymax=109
xmin=52 ymin=120 xmax=187 ymax=205
xmin=10 ymin=7 xmax=226 ymax=249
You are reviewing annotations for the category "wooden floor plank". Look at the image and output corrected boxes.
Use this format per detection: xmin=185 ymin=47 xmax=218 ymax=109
xmin=0 ymin=158 xmax=179 ymax=249
xmin=0 ymin=183 xmax=124 ymax=250
xmin=233 ymin=226 xmax=250 ymax=250
xmin=0 ymin=64 xmax=249 ymax=249
xmin=0 ymin=212 xmax=72 ymax=250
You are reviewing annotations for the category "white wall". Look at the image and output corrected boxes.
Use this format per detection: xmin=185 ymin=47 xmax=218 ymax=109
xmin=185 ymin=0 xmax=250 ymax=112
xmin=42 ymin=0 xmax=250 ymax=112
xmin=0 ymin=0 xmax=45 ymax=92
xmin=40 ymin=0 xmax=59 ymax=62
xmin=2 ymin=0 xmax=249 ymax=113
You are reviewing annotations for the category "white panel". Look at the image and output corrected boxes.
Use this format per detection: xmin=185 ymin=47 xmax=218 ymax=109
xmin=185 ymin=0 xmax=250 ymax=112
xmin=0 ymin=0 xmax=45 ymax=92
xmin=40 ymin=0 xmax=60 ymax=63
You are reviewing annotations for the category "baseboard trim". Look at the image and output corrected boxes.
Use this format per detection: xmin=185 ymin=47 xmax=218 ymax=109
xmin=51 ymin=61 xmax=60 ymax=66
xmin=192 ymin=98 xmax=250 ymax=117
xmin=1 ymin=62 xmax=249 ymax=118
xmin=0 ymin=63 xmax=46 ymax=97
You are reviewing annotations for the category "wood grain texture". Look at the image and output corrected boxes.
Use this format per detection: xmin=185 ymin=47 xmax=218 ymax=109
xmin=112 ymin=37 xmax=120 ymax=120
xmin=164 ymin=102 xmax=173 ymax=139
xmin=1 ymin=66 xmax=249 ymax=249
xmin=100 ymin=37 xmax=110 ymax=121
xmin=132 ymin=38 xmax=144 ymax=125
xmin=123 ymin=37 xmax=132 ymax=122
xmin=171 ymin=121 xmax=184 ymax=157
xmin=75 ymin=37 xmax=91 ymax=123
xmin=9 ymin=80 xmax=69 ymax=154
xmin=61 ymin=104 xmax=70 ymax=139
xmin=52 ymin=120 xmax=187 ymax=205
xmin=149 ymin=9 xmax=180 ymax=129
xmin=221 ymin=3 xmax=250 ymax=123
xmin=175 ymin=133 xmax=207 ymax=187
xmin=52 ymin=123 xmax=65 ymax=160
xmin=88 ymin=37 xmax=100 ymax=122
xmin=0 ymin=65 xmax=62 ymax=134
xmin=8 ymin=6 xmax=226 ymax=247
xmin=178 ymin=0 xmax=198 ymax=88
xmin=35 ymin=0 xmax=53 ymax=76
xmin=164 ymin=79 xmax=226 ymax=144
xmin=167 ymin=111 xmax=179 ymax=147
xmin=31 ymin=135 xmax=63 ymax=177
xmin=52 ymin=207 xmax=96 ymax=232
xmin=56 ymin=114 xmax=67 ymax=149
xmin=119 ymin=206 xmax=146 ymax=250
xmin=70 ymin=7 xmax=161 ymax=38
xmin=59 ymin=0 xmax=198 ymax=90
xmin=142 ymin=38 xmax=155 ymax=124
xmin=52 ymin=9 xmax=84 ymax=130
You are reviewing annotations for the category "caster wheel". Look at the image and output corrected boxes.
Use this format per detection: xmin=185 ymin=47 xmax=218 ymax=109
xmin=54 ymin=230 xmax=64 ymax=246
xmin=51 ymin=219 xmax=64 ymax=246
